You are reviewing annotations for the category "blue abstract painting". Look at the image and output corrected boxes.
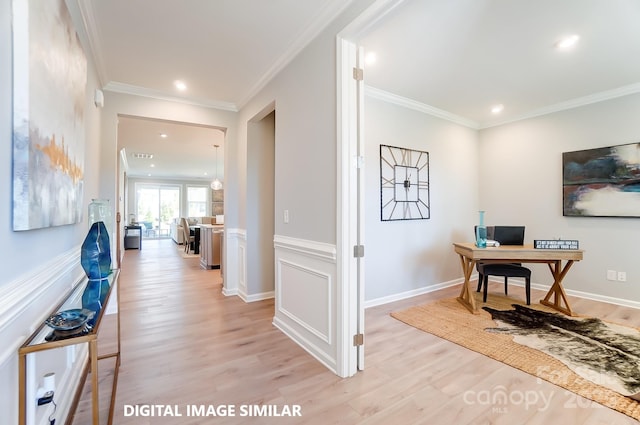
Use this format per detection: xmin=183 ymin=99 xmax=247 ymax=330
xmin=563 ymin=143 xmax=640 ymax=217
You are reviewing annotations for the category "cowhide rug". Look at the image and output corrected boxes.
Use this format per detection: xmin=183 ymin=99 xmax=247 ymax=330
xmin=483 ymin=304 xmax=640 ymax=400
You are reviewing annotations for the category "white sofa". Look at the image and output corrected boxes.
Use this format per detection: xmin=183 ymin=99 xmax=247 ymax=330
xmin=170 ymin=216 xmax=224 ymax=244
xmin=170 ymin=219 xmax=184 ymax=244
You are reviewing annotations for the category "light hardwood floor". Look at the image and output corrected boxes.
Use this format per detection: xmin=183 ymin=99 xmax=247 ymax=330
xmin=72 ymin=238 xmax=639 ymax=425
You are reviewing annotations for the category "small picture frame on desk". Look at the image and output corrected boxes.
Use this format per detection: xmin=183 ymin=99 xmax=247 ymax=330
xmin=534 ymin=239 xmax=579 ymax=250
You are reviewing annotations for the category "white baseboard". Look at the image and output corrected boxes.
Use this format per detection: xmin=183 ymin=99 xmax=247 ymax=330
xmin=563 ymin=288 xmax=640 ymax=310
xmin=364 ymin=277 xmax=464 ymax=309
xmin=366 ymin=275 xmax=640 ymax=311
xmin=221 ymin=286 xmax=238 ymax=297
xmin=238 ymin=290 xmax=275 ymax=303
xmin=272 ymin=316 xmax=337 ymax=375
xmin=486 ymin=277 xmax=640 ymax=310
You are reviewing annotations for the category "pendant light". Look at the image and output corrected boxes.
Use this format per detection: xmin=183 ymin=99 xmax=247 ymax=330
xmin=210 ymin=144 xmax=223 ymax=190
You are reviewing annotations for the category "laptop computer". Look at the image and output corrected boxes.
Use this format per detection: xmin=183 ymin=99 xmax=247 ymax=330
xmin=493 ymin=226 xmax=525 ymax=245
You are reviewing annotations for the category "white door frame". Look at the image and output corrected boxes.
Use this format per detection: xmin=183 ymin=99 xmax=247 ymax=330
xmin=336 ymin=0 xmax=407 ymax=377
xmin=336 ymin=37 xmax=361 ymax=377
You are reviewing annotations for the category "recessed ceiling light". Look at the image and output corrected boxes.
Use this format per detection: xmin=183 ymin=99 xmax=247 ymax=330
xmin=365 ymin=51 xmax=377 ymax=66
xmin=555 ymin=34 xmax=579 ymax=50
xmin=150 ymin=164 xmax=155 ymax=168
xmin=159 ymin=133 xmax=168 ymax=138
xmin=491 ymin=104 xmax=504 ymax=114
xmin=174 ymin=80 xmax=187 ymax=91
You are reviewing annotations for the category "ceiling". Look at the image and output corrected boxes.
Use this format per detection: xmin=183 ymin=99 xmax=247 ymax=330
xmin=81 ymin=0 xmax=640 ymax=178
xmin=359 ymin=0 xmax=640 ymax=129
xmin=117 ymin=116 xmax=225 ymax=181
xmin=83 ymin=0 xmax=351 ymax=180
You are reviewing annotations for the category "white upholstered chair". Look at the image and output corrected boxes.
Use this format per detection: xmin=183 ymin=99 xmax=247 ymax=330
xmin=181 ymin=218 xmax=195 ymax=253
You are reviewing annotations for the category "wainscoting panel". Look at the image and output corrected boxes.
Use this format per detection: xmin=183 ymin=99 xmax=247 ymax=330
xmin=0 ymin=246 xmax=87 ymax=425
xmin=273 ymin=235 xmax=338 ymax=373
xmin=278 ymin=259 xmax=332 ymax=343
xmin=238 ymin=240 xmax=247 ymax=298
xmin=221 ymin=228 xmax=245 ymax=297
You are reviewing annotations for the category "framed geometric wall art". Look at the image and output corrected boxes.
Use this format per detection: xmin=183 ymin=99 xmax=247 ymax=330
xmin=380 ymin=144 xmax=430 ymax=221
xmin=563 ymin=142 xmax=640 ymax=217
xmin=12 ymin=0 xmax=87 ymax=230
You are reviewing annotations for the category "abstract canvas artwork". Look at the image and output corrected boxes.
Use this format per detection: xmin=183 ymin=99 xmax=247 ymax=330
xmin=563 ymin=143 xmax=640 ymax=217
xmin=12 ymin=0 xmax=87 ymax=230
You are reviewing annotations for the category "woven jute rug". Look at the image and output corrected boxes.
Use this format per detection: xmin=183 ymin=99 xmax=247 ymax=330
xmin=391 ymin=293 xmax=640 ymax=420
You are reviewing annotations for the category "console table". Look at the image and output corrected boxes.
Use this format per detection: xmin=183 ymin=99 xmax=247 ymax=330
xmin=18 ymin=270 xmax=121 ymax=425
xmin=453 ymin=243 xmax=583 ymax=316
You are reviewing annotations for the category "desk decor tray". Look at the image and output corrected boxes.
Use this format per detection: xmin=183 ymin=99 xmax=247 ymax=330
xmin=534 ymin=239 xmax=579 ymax=250
xmin=45 ymin=309 xmax=94 ymax=330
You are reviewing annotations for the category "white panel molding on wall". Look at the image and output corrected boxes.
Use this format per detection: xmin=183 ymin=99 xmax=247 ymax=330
xmin=0 ymin=246 xmax=84 ymax=366
xmin=224 ymin=228 xmax=275 ymax=303
xmin=273 ymin=235 xmax=338 ymax=373
xmin=0 ymin=246 xmax=86 ymax=425
xmin=222 ymin=228 xmax=245 ymax=297
xmin=277 ymin=259 xmax=333 ymax=344
xmin=273 ymin=234 xmax=337 ymax=260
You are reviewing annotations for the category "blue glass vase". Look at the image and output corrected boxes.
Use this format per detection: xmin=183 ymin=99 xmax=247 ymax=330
xmin=81 ymin=221 xmax=112 ymax=327
xmin=476 ymin=210 xmax=487 ymax=248
xmin=81 ymin=221 xmax=112 ymax=279
xmin=88 ymin=199 xmax=112 ymax=241
xmin=81 ymin=279 xmax=102 ymax=328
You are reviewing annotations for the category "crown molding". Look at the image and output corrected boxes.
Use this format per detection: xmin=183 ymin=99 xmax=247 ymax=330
xmin=479 ymin=82 xmax=640 ymax=129
xmin=367 ymin=82 xmax=640 ymax=130
xmin=74 ymin=0 xmax=108 ymax=87
xmin=365 ymin=85 xmax=480 ymax=129
xmin=103 ymin=81 xmax=238 ymax=112
xmin=338 ymin=0 xmax=408 ymax=40
xmin=236 ymin=0 xmax=356 ymax=109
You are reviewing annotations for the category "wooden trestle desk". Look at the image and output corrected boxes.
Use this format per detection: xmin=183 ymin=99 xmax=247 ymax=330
xmin=453 ymin=242 xmax=583 ymax=316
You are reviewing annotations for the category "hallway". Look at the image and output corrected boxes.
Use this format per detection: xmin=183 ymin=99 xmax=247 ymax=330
xmin=74 ymin=238 xmax=334 ymax=424
xmin=71 ymin=238 xmax=638 ymax=425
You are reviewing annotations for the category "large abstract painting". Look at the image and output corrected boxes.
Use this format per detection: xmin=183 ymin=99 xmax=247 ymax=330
xmin=563 ymin=143 xmax=640 ymax=217
xmin=12 ymin=0 xmax=87 ymax=230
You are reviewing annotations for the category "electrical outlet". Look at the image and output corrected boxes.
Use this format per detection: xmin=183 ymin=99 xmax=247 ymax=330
xmin=283 ymin=210 xmax=289 ymax=224
xmin=607 ymin=270 xmax=617 ymax=281
xmin=618 ymin=271 xmax=627 ymax=282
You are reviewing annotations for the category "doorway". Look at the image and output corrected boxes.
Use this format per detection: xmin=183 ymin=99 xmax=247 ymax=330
xmin=245 ymin=106 xmax=276 ymax=301
xmin=134 ymin=183 xmax=180 ymax=238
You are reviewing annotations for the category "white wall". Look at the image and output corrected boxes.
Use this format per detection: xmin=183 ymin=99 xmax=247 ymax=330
xmin=236 ymin=0 xmax=377 ymax=376
xmin=363 ymin=96 xmax=480 ymax=303
xmin=363 ymin=92 xmax=640 ymax=308
xmin=0 ymin=0 xmax=101 ymax=286
xmin=479 ymin=93 xmax=640 ymax=306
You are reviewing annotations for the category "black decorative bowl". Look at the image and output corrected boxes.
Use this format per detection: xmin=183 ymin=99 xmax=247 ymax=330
xmin=45 ymin=309 xmax=94 ymax=331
